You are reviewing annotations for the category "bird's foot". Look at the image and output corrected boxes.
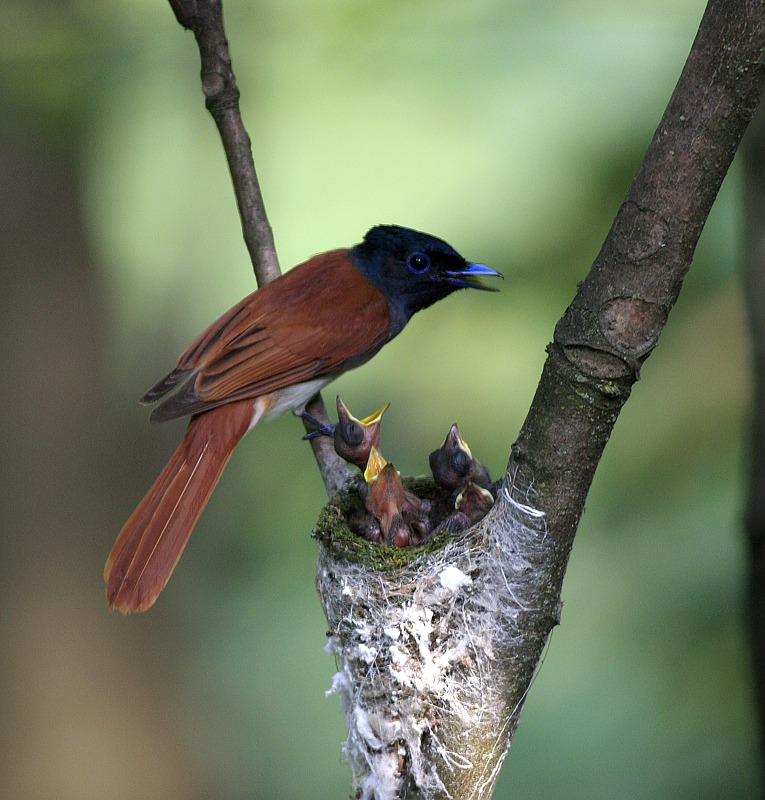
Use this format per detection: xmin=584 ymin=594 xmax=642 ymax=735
xmin=297 ymin=410 xmax=335 ymax=440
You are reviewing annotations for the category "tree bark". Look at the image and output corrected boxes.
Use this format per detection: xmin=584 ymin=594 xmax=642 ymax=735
xmin=516 ymin=0 xmax=764 ymax=567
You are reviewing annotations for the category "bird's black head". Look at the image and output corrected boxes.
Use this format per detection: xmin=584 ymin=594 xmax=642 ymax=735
xmin=349 ymin=225 xmax=502 ymax=333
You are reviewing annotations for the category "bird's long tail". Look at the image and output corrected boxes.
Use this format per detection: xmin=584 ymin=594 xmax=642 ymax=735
xmin=104 ymin=399 xmax=255 ymax=613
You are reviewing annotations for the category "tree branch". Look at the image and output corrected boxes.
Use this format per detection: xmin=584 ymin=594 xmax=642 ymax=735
xmin=514 ymin=0 xmax=764 ymax=559
xmin=501 ymin=0 xmax=764 ymax=774
xmin=167 ymin=0 xmax=354 ymax=494
xmin=495 ymin=0 xmax=764 ymax=770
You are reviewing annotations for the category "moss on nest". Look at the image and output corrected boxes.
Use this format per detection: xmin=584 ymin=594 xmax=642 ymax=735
xmin=312 ymin=476 xmax=458 ymax=571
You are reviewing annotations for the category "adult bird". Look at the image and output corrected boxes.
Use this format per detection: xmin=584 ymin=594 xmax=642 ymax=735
xmin=105 ymin=224 xmax=502 ymax=613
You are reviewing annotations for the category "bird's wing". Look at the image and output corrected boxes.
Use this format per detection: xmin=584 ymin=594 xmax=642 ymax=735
xmin=149 ymin=251 xmax=392 ymax=421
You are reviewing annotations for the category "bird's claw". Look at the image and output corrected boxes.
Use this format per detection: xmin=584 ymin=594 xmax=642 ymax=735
xmin=298 ymin=410 xmax=335 ymax=440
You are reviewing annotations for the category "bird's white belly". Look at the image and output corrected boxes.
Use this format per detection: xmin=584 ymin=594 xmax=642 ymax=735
xmin=249 ymin=376 xmax=335 ymax=430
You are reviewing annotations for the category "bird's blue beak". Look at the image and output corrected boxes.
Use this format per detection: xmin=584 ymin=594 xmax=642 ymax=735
xmin=444 ymin=262 xmax=504 ymax=291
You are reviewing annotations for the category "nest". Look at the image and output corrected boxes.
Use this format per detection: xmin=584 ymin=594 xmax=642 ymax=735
xmin=314 ymin=474 xmax=551 ymax=800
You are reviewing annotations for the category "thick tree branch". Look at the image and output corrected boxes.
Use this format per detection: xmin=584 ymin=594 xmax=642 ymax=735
xmin=167 ymin=0 xmax=354 ymax=494
xmin=490 ymin=0 xmax=764 ymax=774
xmin=510 ymin=0 xmax=765 ymax=565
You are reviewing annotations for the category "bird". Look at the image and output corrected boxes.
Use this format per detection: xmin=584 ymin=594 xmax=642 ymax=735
xmin=104 ymin=224 xmax=502 ymax=612
xmin=429 ymin=423 xmax=491 ymax=494
xmin=438 ymin=482 xmax=495 ymax=534
xmin=363 ymin=452 xmax=410 ymax=548
xmin=302 ymin=395 xmax=389 ymax=470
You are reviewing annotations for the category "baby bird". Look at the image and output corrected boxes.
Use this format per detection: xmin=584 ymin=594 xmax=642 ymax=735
xmin=363 ymin=448 xmax=411 ymax=548
xmin=429 ymin=423 xmax=491 ymax=493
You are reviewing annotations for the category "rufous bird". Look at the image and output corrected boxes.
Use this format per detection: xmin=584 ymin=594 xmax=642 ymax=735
xmin=105 ymin=225 xmax=501 ymax=612
xmin=302 ymin=395 xmax=389 ymax=470
xmin=429 ymin=423 xmax=491 ymax=494
xmin=363 ymin=449 xmax=410 ymax=548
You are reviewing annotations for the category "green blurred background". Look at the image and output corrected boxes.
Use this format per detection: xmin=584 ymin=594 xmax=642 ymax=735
xmin=0 ymin=0 xmax=758 ymax=797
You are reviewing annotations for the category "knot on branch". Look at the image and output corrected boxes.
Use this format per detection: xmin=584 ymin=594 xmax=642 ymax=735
xmin=202 ymin=71 xmax=227 ymax=101
xmin=612 ymin=201 xmax=669 ymax=262
xmin=558 ymin=292 xmax=667 ymax=388
xmin=555 ymin=197 xmax=676 ymax=387
xmin=600 ymin=295 xmax=667 ymax=356
xmin=315 ymin=477 xmax=555 ymax=800
xmin=560 ymin=343 xmax=636 ymax=382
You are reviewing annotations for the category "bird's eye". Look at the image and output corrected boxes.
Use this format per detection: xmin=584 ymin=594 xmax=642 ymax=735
xmin=407 ymin=252 xmax=431 ymax=274
xmin=342 ymin=421 xmax=364 ymax=446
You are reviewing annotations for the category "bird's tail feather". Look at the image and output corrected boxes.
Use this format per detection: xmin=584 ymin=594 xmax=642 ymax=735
xmin=104 ymin=399 xmax=255 ymax=613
